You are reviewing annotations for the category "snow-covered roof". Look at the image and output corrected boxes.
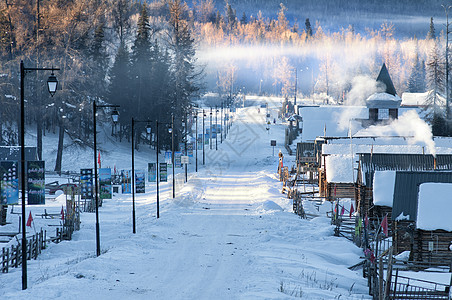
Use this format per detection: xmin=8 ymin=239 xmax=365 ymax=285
xmin=366 ymin=93 xmax=401 ymax=109
xmin=322 ymin=143 xmax=452 ymax=156
xmin=401 ymin=91 xmax=445 ymax=107
xmin=299 ymin=105 xmax=366 ymax=141
xmin=417 ymin=183 xmax=452 ymax=231
xmin=373 ymin=171 xmax=396 ymax=207
xmin=325 ymin=154 xmax=355 ymax=183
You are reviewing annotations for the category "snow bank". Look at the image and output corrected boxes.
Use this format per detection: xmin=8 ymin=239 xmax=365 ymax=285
xmin=258 ymin=200 xmax=283 ymax=212
xmin=417 ymin=183 xmax=452 ymax=231
xmin=325 ymin=155 xmax=354 ymax=183
xmin=373 ymin=171 xmax=396 ymax=207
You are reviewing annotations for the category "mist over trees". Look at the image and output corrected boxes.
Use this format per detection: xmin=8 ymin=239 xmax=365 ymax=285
xmin=0 ymin=0 xmax=451 ymax=169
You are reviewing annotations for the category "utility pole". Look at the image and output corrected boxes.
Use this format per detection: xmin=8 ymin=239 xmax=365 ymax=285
xmin=443 ymin=5 xmax=452 ymax=123
xmin=294 ymin=67 xmax=297 ymax=107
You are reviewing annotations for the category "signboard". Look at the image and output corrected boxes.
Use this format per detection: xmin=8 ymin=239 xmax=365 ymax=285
xmin=135 ymin=170 xmax=145 ymax=193
xmin=159 ymin=163 xmax=167 ymax=182
xmin=121 ymin=170 xmax=131 ymax=194
xmin=187 ymin=142 xmax=194 ymax=157
xmin=0 ymin=161 xmax=18 ymax=205
xmin=27 ymin=161 xmax=45 ymax=205
xmin=165 ymin=151 xmax=172 ymax=167
xmin=175 ymin=151 xmax=182 ymax=168
xmin=204 ymin=133 xmax=209 ymax=145
xmin=80 ymin=169 xmax=93 ymax=199
xmin=179 ymin=143 xmax=185 ymax=153
xmin=181 ymin=156 xmax=189 ymax=165
xmin=99 ymin=168 xmax=112 ymax=200
xmin=271 ymin=140 xmax=276 ymax=146
xmin=148 ymin=163 xmax=157 ymax=182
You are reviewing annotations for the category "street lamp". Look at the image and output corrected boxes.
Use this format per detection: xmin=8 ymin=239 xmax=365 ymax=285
xmin=20 ymin=60 xmax=59 ymax=290
xmin=93 ymin=102 xmax=119 ymax=257
xmin=210 ymin=108 xmax=213 ymax=149
xmin=220 ymin=103 xmax=223 ymax=144
xmin=194 ymin=111 xmax=198 ymax=172
xmin=215 ymin=106 xmax=219 ymax=150
xmin=131 ymin=118 xmax=151 ymax=233
xmin=183 ymin=113 xmax=188 ymax=183
xmin=202 ymin=109 xmax=205 ymax=165
xmin=169 ymin=114 xmax=175 ymax=198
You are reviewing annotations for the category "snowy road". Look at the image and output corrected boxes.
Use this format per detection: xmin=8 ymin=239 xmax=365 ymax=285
xmin=0 ymin=99 xmax=370 ymax=299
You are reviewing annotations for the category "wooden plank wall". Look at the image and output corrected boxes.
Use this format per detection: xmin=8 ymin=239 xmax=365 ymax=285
xmin=413 ymin=230 xmax=452 ymax=267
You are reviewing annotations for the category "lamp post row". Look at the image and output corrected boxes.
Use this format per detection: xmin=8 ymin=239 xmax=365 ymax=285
xmin=20 ymin=60 xmax=59 ymax=290
xmin=19 ymin=57 xmax=236 ymax=291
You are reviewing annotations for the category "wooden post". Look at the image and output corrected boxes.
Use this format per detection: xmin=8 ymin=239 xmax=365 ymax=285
xmin=392 ymin=269 xmax=398 ymax=299
xmin=384 ymin=246 xmax=394 ymax=299
xmin=378 ymin=257 xmax=383 ymax=300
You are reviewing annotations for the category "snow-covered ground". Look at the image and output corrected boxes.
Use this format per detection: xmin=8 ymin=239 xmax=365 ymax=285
xmin=0 ymin=98 xmax=371 ymax=299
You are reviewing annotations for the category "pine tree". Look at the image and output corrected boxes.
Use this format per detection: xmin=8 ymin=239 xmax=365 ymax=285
xmin=427 ymin=17 xmax=435 ymax=40
xmin=168 ymin=0 xmax=201 ymax=147
xmin=305 ymin=18 xmax=312 ymax=39
xmin=426 ymin=39 xmax=445 ymax=110
xmin=407 ymin=43 xmax=426 ymax=93
xmin=130 ymin=4 xmax=153 ymax=118
xmin=240 ymin=12 xmax=247 ymax=25
xmin=108 ymin=41 xmax=131 ymax=140
xmin=89 ymin=23 xmax=109 ymax=100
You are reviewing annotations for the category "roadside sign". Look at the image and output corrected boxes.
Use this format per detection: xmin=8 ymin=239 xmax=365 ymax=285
xmin=181 ymin=156 xmax=189 ymax=164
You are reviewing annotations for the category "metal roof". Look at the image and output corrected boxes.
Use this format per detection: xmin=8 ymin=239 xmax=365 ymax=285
xmin=392 ymin=171 xmax=452 ymax=222
xmin=376 ymin=63 xmax=397 ymax=96
xmin=359 ymin=153 xmax=452 ymax=186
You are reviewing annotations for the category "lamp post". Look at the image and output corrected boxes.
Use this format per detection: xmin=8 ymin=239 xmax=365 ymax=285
xmin=170 ymin=114 xmax=175 ymax=198
xmin=210 ymin=108 xmax=212 ymax=149
xmin=20 ymin=61 xmax=59 ymax=290
xmin=202 ymin=109 xmax=205 ymax=165
xmin=184 ymin=112 xmax=188 ymax=183
xmin=220 ymin=103 xmax=223 ymax=144
xmin=215 ymin=106 xmax=218 ymax=150
xmin=93 ymin=102 xmax=119 ymax=257
xmin=443 ymin=4 xmax=452 ymax=123
xmin=131 ymin=118 xmax=152 ymax=233
xmin=194 ymin=112 xmax=198 ymax=172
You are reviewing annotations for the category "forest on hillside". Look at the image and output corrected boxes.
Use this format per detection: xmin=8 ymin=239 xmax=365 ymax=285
xmin=0 ymin=0 xmax=450 ymax=171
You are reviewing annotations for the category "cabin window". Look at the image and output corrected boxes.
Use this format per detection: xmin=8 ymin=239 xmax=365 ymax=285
xmin=378 ymin=109 xmax=389 ymax=120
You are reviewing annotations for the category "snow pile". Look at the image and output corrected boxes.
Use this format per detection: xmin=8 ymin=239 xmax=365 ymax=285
xmin=325 ymin=155 xmax=354 ymax=183
xmin=417 ymin=183 xmax=452 ymax=231
xmin=373 ymin=171 xmax=396 ymax=207
xmin=258 ymin=200 xmax=283 ymax=212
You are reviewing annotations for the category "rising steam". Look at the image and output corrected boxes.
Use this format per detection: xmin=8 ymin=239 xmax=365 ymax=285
xmin=356 ymin=110 xmax=436 ymax=156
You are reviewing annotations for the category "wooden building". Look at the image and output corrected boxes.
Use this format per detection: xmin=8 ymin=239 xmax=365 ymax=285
xmin=391 ymin=172 xmax=452 ymax=266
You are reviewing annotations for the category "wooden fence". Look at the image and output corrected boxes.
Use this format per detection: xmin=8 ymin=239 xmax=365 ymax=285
xmin=1 ymin=221 xmax=75 ymax=274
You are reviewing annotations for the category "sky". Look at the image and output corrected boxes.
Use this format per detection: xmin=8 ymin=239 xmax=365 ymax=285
xmin=0 ymin=96 xmax=373 ymax=299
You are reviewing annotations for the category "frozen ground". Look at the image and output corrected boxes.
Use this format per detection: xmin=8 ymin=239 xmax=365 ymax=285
xmin=0 ymin=97 xmax=370 ymax=299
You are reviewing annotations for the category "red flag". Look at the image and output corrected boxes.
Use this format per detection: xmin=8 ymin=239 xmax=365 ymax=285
xmin=381 ymin=215 xmax=388 ymax=237
xmin=26 ymin=211 xmax=33 ymax=227
xmin=98 ymin=151 xmax=101 ymax=168
xmin=334 ymin=185 xmax=337 ymax=197
xmin=340 ymin=206 xmax=345 ymax=216
xmin=364 ymin=214 xmax=369 ymax=227
xmin=349 ymin=203 xmax=354 ymax=218
xmin=61 ymin=206 xmax=65 ymax=221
